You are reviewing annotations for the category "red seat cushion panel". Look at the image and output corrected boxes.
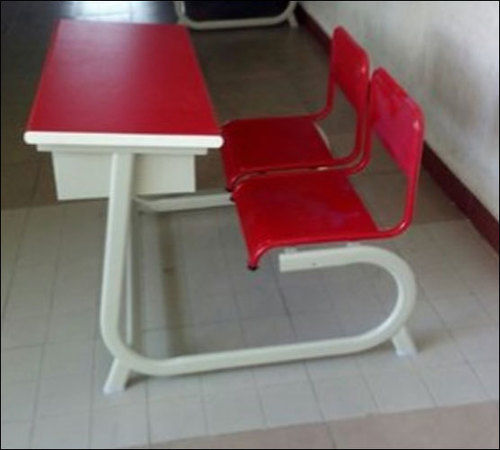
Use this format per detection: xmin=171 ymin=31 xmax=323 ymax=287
xmin=221 ymin=116 xmax=336 ymax=190
xmin=233 ymin=170 xmax=379 ymax=268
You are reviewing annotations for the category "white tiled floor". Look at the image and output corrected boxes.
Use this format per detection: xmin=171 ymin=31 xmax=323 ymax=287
xmin=1 ymin=201 xmax=499 ymax=448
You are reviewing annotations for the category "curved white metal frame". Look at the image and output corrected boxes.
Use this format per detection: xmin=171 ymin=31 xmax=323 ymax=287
xmin=100 ymin=153 xmax=417 ymax=394
xmin=173 ymin=1 xmax=298 ymax=30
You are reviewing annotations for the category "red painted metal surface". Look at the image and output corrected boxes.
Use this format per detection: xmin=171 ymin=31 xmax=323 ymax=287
xmin=221 ymin=116 xmax=334 ymax=187
xmin=220 ymin=26 xmax=370 ymax=190
xmin=26 ymin=20 xmax=220 ymax=137
xmin=233 ymin=68 xmax=424 ymax=268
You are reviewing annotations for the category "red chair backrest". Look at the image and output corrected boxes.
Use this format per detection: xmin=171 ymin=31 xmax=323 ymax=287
xmin=366 ymin=68 xmax=425 ymax=233
xmin=330 ymin=27 xmax=370 ymax=116
xmin=316 ymin=27 xmax=370 ymax=165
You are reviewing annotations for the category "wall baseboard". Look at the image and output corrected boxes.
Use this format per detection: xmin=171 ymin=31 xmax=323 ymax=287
xmin=295 ymin=4 xmax=499 ymax=253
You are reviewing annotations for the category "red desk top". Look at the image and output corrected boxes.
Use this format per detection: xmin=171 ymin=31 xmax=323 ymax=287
xmin=25 ymin=20 xmax=221 ymax=147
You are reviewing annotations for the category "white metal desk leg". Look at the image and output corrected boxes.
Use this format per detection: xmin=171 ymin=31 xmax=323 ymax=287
xmin=125 ymin=205 xmax=138 ymax=347
xmin=100 ymin=152 xmax=135 ymax=394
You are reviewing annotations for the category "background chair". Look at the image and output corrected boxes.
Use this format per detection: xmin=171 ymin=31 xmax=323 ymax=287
xmin=220 ymin=27 xmax=370 ymax=190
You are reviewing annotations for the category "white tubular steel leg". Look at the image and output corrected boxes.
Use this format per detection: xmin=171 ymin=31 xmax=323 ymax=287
xmin=125 ymin=207 xmax=136 ymax=346
xmin=100 ymin=237 xmax=417 ymax=393
xmin=135 ymin=190 xmax=232 ymax=213
xmin=101 ymin=153 xmax=135 ymax=394
xmin=279 ymin=244 xmax=418 ymax=356
xmin=391 ymin=326 xmax=417 ymax=356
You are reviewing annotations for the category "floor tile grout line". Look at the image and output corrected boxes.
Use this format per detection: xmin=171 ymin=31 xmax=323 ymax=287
xmin=27 ymin=159 xmax=44 ymax=209
xmin=138 ymin=212 xmax=154 ymax=449
xmin=26 ymin=204 xmax=65 ymax=448
xmin=206 ymin=208 xmax=269 ymax=433
xmin=144 ymin=377 xmax=153 ymax=447
xmin=413 ymin=357 xmax=493 ymax=405
xmin=0 ymin=207 xmax=30 ymax=325
xmin=130 ymin=399 xmax=500 ymax=450
xmin=357 ymin=361 xmax=384 ymax=415
xmin=305 ymin=357 xmax=329 ymax=423
xmin=468 ymin=359 xmax=498 ymax=401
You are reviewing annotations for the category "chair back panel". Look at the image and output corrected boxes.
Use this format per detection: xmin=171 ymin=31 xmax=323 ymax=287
xmin=330 ymin=27 xmax=370 ymax=114
xmin=368 ymin=68 xmax=424 ymax=180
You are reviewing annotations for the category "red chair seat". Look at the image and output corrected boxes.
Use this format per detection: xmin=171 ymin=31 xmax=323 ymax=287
xmin=233 ymin=170 xmax=379 ymax=268
xmin=220 ymin=116 xmax=336 ymax=190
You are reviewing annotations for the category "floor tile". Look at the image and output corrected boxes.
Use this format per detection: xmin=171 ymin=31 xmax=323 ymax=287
xmin=355 ymin=343 xmax=415 ymax=373
xmin=90 ymin=404 xmax=149 ymax=449
xmin=41 ymin=339 xmax=93 ymax=378
xmin=46 ymin=307 xmax=97 ymax=343
xmin=281 ymin=423 xmax=336 ymax=449
xmin=259 ymin=380 xmax=322 ymax=427
xmin=5 ymin=263 xmax=56 ymax=319
xmin=142 ymin=327 xmax=196 ymax=359
xmin=329 ymin=402 xmax=499 ymax=449
xmin=291 ymin=310 xmax=345 ymax=341
xmin=253 ymin=362 xmax=308 ymax=388
xmin=16 ymin=205 xmax=63 ymax=267
xmin=147 ymin=374 xmax=201 ymax=403
xmin=32 ymin=413 xmax=90 ymax=449
xmin=363 ymin=366 xmax=435 ymax=413
xmin=52 ymin=258 xmax=100 ymax=313
xmin=204 ymin=388 xmax=265 ymax=435
xmin=158 ymin=437 xmax=213 ymax=449
xmin=1 ymin=161 xmax=38 ymax=209
xmin=409 ymin=326 xmax=466 ymax=369
xmin=0 ymin=420 xmax=32 ymax=449
xmin=234 ymin=286 xmax=287 ymax=320
xmin=201 ymin=369 xmax=255 ymax=396
xmin=278 ymin=271 xmax=333 ymax=314
xmin=313 ymin=374 xmax=376 ymax=420
xmin=306 ymin=355 xmax=360 ymax=381
xmin=209 ymin=423 xmax=334 ymax=449
xmin=1 ymin=210 xmax=26 ymax=266
xmin=93 ymin=372 xmax=147 ymax=410
xmin=451 ymin=325 xmax=500 ymax=363
xmin=1 ymin=380 xmax=37 ymax=422
xmin=430 ymin=294 xmax=492 ymax=329
xmin=32 ymin=159 xmax=57 ymax=206
xmin=1 ymin=345 xmax=43 ymax=383
xmin=420 ymin=363 xmax=489 ymax=407
xmin=1 ymin=313 xmax=49 ymax=348
xmin=473 ymin=361 xmax=500 ymax=400
xmin=418 ymin=264 xmax=473 ymax=300
xmin=149 ymin=395 xmax=206 ymax=443
xmin=241 ymin=315 xmax=296 ymax=347
xmin=36 ymin=372 xmax=92 ymax=418
xmin=193 ymin=320 xmax=245 ymax=353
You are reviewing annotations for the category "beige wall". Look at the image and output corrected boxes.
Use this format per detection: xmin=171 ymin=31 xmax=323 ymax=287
xmin=302 ymin=1 xmax=499 ymax=219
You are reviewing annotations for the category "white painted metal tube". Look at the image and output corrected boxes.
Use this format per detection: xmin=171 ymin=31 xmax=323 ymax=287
xmin=279 ymin=245 xmax=417 ymax=355
xmin=100 ymin=152 xmax=417 ymax=392
xmin=174 ymin=1 xmax=298 ymax=30
xmin=135 ymin=191 xmax=232 ymax=213
xmin=101 ymin=221 xmax=416 ymax=391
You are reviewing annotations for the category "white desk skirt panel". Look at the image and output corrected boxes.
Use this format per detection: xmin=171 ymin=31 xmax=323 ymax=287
xmin=33 ymin=143 xmax=211 ymax=200
xmin=49 ymin=151 xmax=198 ymax=200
